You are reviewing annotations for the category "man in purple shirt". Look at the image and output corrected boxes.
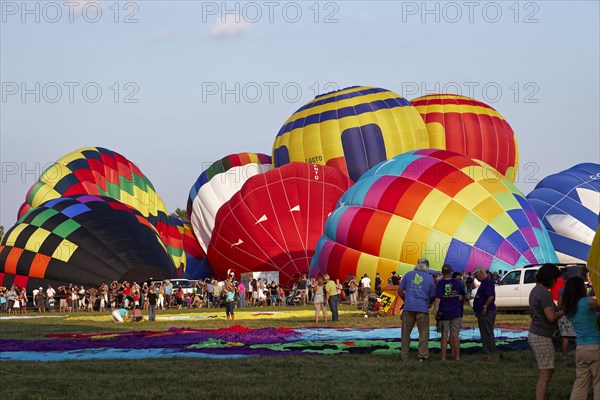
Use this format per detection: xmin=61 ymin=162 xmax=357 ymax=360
xmin=473 ymin=267 xmax=497 ymax=354
xmin=432 ymin=264 xmax=466 ymax=361
xmin=398 ymin=258 xmax=436 ymax=361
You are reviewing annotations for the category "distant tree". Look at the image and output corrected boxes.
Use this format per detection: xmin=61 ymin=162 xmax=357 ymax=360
xmin=0 ymin=225 xmax=4 ymax=242
xmin=170 ymin=208 xmax=189 ymax=222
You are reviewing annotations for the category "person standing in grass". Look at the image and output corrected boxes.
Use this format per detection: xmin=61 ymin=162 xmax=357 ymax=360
xmin=473 ymin=267 xmax=497 ymax=354
xmin=324 ymin=274 xmax=339 ymax=322
xmin=432 ymin=264 xmax=465 ymax=361
xmin=398 ymin=258 xmax=436 ymax=362
xmin=147 ymin=287 xmax=158 ymax=322
xmin=312 ymin=276 xmax=327 ymax=323
xmin=562 ymin=276 xmax=600 ymax=400
xmin=224 ymin=282 xmax=236 ymax=320
xmin=528 ymin=263 xmax=564 ymax=400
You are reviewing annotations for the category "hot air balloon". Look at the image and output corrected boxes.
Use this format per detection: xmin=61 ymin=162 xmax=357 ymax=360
xmin=208 ymin=162 xmax=351 ymax=288
xmin=310 ymin=149 xmax=557 ymax=282
xmin=526 ymin=163 xmax=600 ymax=263
xmin=182 ymin=222 xmax=213 ymax=280
xmin=17 ymin=146 xmax=185 ymax=269
xmin=588 ymin=225 xmax=600 ymax=294
xmin=410 ymin=94 xmax=519 ymax=182
xmin=0 ymin=195 xmax=177 ymax=291
xmin=273 ymin=86 xmax=428 ymax=182
xmin=187 ymin=153 xmax=272 ymax=252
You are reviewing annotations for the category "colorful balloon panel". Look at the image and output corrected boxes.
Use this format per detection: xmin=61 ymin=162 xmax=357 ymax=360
xmin=310 ymin=149 xmax=557 ymax=282
xmin=0 ymin=195 xmax=177 ymax=291
xmin=188 ymin=153 xmax=272 ymax=252
xmin=14 ymin=146 xmax=190 ymax=270
xmin=410 ymin=94 xmax=519 ymax=182
xmin=526 ymin=163 xmax=600 ymax=263
xmin=208 ymin=163 xmax=351 ymax=288
xmin=588 ymin=225 xmax=600 ymax=295
xmin=19 ymin=147 xmax=169 ymax=220
xmin=273 ymin=86 xmax=428 ymax=182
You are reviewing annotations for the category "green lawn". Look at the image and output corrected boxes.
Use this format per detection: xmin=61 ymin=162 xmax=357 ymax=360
xmin=0 ymin=305 xmax=587 ymax=400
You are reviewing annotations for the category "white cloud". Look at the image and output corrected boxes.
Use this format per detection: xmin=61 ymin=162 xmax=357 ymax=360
xmin=208 ymin=14 xmax=253 ymax=39
xmin=152 ymin=28 xmax=171 ymax=41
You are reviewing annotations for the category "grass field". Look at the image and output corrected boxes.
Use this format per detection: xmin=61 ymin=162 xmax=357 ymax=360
xmin=0 ymin=304 xmax=587 ymax=400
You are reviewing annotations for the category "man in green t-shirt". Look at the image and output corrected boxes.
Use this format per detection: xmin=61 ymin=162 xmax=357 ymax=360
xmin=324 ymin=274 xmax=339 ymax=321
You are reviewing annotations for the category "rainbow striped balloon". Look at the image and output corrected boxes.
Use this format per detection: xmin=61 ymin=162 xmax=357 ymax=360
xmin=410 ymin=94 xmax=519 ymax=182
xmin=310 ymin=149 xmax=557 ymax=281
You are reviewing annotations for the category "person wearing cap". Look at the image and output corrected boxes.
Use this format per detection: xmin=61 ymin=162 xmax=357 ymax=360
xmin=432 ymin=264 xmax=466 ymax=361
xmin=398 ymin=257 xmax=436 ymax=361
xmin=473 ymin=267 xmax=497 ymax=354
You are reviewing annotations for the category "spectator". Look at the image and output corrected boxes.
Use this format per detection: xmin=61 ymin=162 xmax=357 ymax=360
xmin=432 ymin=264 xmax=466 ymax=361
xmin=562 ymin=276 xmax=600 ymax=400
xmin=473 ymin=267 xmax=497 ymax=355
xmin=361 ymin=274 xmax=371 ymax=302
xmin=390 ymin=271 xmax=400 ymax=286
xmin=528 ymin=263 xmax=563 ymax=400
xmin=348 ymin=275 xmax=358 ymax=305
xmin=324 ymin=274 xmax=339 ymax=322
xmin=313 ymin=276 xmax=327 ymax=323
xmin=224 ymin=282 xmax=236 ymax=320
xmin=297 ymin=274 xmax=308 ymax=305
xmin=147 ymin=287 xmax=158 ymax=321
xmin=398 ymin=258 xmax=435 ymax=362
xmin=237 ymin=281 xmax=246 ymax=308
xmin=374 ymin=273 xmax=382 ymax=295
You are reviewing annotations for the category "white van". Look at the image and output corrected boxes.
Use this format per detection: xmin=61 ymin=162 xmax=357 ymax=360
xmin=168 ymin=279 xmax=194 ymax=295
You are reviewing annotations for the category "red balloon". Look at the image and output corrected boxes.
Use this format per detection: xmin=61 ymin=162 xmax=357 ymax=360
xmin=208 ymin=163 xmax=351 ymax=288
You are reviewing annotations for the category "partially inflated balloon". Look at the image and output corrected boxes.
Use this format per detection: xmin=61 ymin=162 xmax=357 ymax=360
xmin=0 ymin=195 xmax=176 ymax=290
xmin=410 ymin=94 xmax=519 ymax=182
xmin=187 ymin=153 xmax=272 ymax=252
xmin=182 ymin=222 xmax=213 ymax=280
xmin=588 ymin=226 xmax=600 ymax=295
xmin=273 ymin=86 xmax=428 ymax=182
xmin=17 ymin=146 xmax=185 ymax=269
xmin=310 ymin=149 xmax=557 ymax=282
xmin=208 ymin=163 xmax=351 ymax=288
xmin=527 ymin=163 xmax=600 ymax=263
xmin=18 ymin=147 xmax=168 ymax=220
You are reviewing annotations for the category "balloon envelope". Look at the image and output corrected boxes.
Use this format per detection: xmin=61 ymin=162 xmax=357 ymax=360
xmin=410 ymin=94 xmax=519 ymax=182
xmin=208 ymin=162 xmax=351 ymax=288
xmin=188 ymin=153 xmax=272 ymax=253
xmin=273 ymin=86 xmax=428 ymax=182
xmin=1 ymin=195 xmax=176 ymax=291
xmin=588 ymin=225 xmax=600 ymax=295
xmin=310 ymin=149 xmax=557 ymax=282
xmin=527 ymin=163 xmax=600 ymax=263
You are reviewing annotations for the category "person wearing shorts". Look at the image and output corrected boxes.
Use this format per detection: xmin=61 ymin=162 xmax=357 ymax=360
xmin=528 ymin=264 xmax=563 ymax=400
xmin=432 ymin=264 xmax=466 ymax=361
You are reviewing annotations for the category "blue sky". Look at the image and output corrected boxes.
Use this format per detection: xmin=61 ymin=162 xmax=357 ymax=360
xmin=1 ymin=0 xmax=599 ymax=229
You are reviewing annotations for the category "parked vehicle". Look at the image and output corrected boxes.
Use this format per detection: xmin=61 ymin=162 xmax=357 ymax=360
xmin=168 ymin=279 xmax=194 ymax=295
xmin=470 ymin=264 xmax=586 ymax=310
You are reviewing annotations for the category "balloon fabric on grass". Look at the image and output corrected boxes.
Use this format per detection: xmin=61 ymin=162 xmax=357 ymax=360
xmin=526 ymin=163 xmax=600 ymax=264
xmin=310 ymin=149 xmax=558 ymax=282
xmin=410 ymin=94 xmax=519 ymax=182
xmin=273 ymin=86 xmax=428 ymax=182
